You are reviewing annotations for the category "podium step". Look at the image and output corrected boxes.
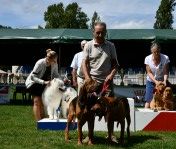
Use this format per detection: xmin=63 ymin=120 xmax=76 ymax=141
xmin=37 ymin=118 xmax=77 ymax=130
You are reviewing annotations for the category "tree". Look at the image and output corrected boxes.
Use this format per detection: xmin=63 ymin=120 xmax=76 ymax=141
xmin=0 ymin=25 xmax=12 ymax=29
xmin=38 ymin=25 xmax=43 ymax=29
xmin=154 ymin=0 xmax=176 ymax=29
xmin=44 ymin=3 xmax=65 ymax=28
xmin=90 ymin=11 xmax=101 ymax=29
xmin=44 ymin=2 xmax=89 ymax=28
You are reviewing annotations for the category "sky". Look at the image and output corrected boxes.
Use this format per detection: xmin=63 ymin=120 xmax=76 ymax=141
xmin=0 ymin=0 xmax=176 ymax=29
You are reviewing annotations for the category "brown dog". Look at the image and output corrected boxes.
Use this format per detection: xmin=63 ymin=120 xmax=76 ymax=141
xmin=91 ymin=96 xmax=131 ymax=145
xmin=150 ymin=81 xmax=165 ymax=111
xmin=65 ymin=79 xmax=98 ymax=145
xmin=162 ymin=87 xmax=174 ymax=111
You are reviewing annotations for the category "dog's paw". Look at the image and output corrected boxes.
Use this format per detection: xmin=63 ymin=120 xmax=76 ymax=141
xmin=153 ymin=108 xmax=158 ymax=112
xmin=54 ymin=115 xmax=59 ymax=120
xmin=49 ymin=115 xmax=53 ymax=120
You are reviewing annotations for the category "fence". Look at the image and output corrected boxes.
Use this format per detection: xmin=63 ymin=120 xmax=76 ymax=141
xmin=113 ymin=73 xmax=176 ymax=86
xmin=0 ymin=72 xmax=28 ymax=84
xmin=1 ymin=71 xmax=176 ymax=86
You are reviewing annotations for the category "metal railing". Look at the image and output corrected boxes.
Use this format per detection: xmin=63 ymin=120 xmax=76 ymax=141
xmin=113 ymin=73 xmax=176 ymax=86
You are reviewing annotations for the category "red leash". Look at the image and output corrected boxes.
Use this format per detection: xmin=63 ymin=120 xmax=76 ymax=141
xmin=98 ymin=80 xmax=110 ymax=99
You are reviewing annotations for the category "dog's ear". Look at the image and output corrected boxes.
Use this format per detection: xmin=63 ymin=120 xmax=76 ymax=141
xmin=153 ymin=88 xmax=157 ymax=94
xmin=167 ymin=88 xmax=173 ymax=99
xmin=84 ymin=79 xmax=98 ymax=93
xmin=98 ymin=97 xmax=109 ymax=113
xmin=169 ymin=88 xmax=173 ymax=96
xmin=53 ymin=78 xmax=56 ymax=82
xmin=84 ymin=79 xmax=92 ymax=92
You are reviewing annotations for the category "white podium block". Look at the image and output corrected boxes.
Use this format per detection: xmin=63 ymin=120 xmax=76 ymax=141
xmin=127 ymin=98 xmax=135 ymax=132
xmin=135 ymin=108 xmax=176 ymax=131
xmin=82 ymin=98 xmax=135 ymax=132
xmin=37 ymin=98 xmax=135 ymax=132
xmin=37 ymin=118 xmax=77 ymax=130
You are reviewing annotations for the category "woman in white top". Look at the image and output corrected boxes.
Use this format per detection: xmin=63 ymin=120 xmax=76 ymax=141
xmin=144 ymin=42 xmax=170 ymax=108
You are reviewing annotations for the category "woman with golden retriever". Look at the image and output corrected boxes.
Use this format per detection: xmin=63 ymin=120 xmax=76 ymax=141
xmin=144 ymin=41 xmax=170 ymax=109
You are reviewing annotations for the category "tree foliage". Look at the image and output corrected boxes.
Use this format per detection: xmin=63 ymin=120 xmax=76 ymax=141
xmin=0 ymin=25 xmax=12 ymax=29
xmin=38 ymin=25 xmax=44 ymax=29
xmin=90 ymin=11 xmax=101 ymax=29
xmin=44 ymin=3 xmax=64 ymax=28
xmin=44 ymin=2 xmax=89 ymax=29
xmin=154 ymin=0 xmax=176 ymax=29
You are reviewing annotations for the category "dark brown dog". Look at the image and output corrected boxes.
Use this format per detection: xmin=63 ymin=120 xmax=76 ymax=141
xmin=91 ymin=96 xmax=131 ymax=145
xmin=163 ymin=87 xmax=174 ymax=111
xmin=65 ymin=79 xmax=98 ymax=145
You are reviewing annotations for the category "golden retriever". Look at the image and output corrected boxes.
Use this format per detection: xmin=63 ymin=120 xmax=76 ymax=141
xmin=150 ymin=81 xmax=165 ymax=111
xmin=162 ymin=87 xmax=174 ymax=111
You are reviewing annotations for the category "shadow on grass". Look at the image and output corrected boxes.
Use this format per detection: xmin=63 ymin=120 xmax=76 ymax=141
xmin=93 ymin=134 xmax=161 ymax=147
xmin=123 ymin=134 xmax=161 ymax=147
xmin=10 ymin=99 xmax=32 ymax=105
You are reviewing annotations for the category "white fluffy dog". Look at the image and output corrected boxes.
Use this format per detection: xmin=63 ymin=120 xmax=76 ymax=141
xmin=61 ymin=87 xmax=77 ymax=119
xmin=42 ymin=78 xmax=66 ymax=120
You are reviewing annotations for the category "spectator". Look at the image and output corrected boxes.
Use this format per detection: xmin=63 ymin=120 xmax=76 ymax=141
xmin=63 ymin=66 xmax=73 ymax=87
xmin=144 ymin=41 xmax=170 ymax=108
xmin=70 ymin=40 xmax=87 ymax=93
xmin=25 ymin=49 xmax=60 ymax=121
xmin=18 ymin=65 xmax=32 ymax=74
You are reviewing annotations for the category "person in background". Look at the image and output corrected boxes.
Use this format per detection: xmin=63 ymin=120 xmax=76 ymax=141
xmin=25 ymin=49 xmax=60 ymax=121
xmin=70 ymin=40 xmax=87 ymax=94
xmin=63 ymin=66 xmax=73 ymax=86
xmin=17 ymin=65 xmax=32 ymax=74
xmin=144 ymin=41 xmax=170 ymax=108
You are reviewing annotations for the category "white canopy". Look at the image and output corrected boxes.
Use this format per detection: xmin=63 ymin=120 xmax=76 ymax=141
xmin=0 ymin=69 xmax=7 ymax=74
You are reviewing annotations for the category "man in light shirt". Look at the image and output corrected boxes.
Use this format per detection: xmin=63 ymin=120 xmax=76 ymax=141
xmin=70 ymin=40 xmax=87 ymax=94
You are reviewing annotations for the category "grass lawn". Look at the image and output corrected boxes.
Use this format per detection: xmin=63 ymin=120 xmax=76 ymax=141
xmin=0 ymin=105 xmax=176 ymax=149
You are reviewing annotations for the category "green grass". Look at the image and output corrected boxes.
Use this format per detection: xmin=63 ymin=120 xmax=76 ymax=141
xmin=0 ymin=105 xmax=176 ymax=149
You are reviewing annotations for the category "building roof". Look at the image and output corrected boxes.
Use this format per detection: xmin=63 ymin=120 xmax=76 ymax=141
xmin=0 ymin=29 xmax=176 ymax=43
xmin=0 ymin=29 xmax=176 ymax=67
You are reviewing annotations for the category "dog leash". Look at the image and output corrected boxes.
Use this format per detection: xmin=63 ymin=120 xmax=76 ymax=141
xmin=97 ymin=80 xmax=110 ymax=100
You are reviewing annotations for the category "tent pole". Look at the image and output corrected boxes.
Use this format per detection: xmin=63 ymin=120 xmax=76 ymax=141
xmin=58 ymin=46 xmax=61 ymax=70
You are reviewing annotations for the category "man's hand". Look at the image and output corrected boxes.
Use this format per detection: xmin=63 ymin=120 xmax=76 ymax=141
xmin=85 ymin=76 xmax=92 ymax=81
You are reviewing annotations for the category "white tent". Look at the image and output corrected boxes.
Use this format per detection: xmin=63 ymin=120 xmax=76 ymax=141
xmin=0 ymin=69 xmax=7 ymax=74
